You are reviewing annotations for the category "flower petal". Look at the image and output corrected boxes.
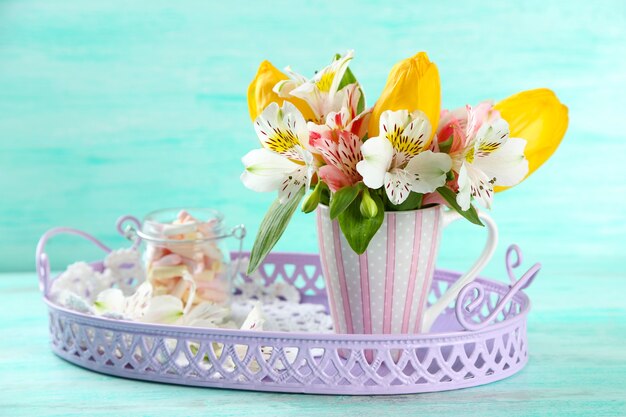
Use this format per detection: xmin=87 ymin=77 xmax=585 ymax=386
xmin=247 ymin=60 xmax=315 ymax=121
xmin=241 ymin=148 xmax=303 ymax=193
xmin=457 ymin=163 xmax=494 ymax=210
xmin=277 ymin=165 xmax=309 ymax=204
xmin=273 ymin=65 xmax=308 ymax=97
xmin=379 ymin=109 xmax=409 ymax=135
xmin=382 ymin=109 xmax=432 ymax=165
xmin=475 ymin=137 xmax=529 ymax=187
xmin=384 ymin=168 xmax=413 ymax=205
xmin=310 ymin=134 xmax=340 ymax=167
xmin=319 ymin=164 xmax=352 ymax=192
xmin=336 ymin=131 xmax=362 ymax=179
xmin=240 ymin=302 xmax=265 ymax=331
xmin=456 ymin=164 xmax=472 ymax=211
xmin=348 ymin=108 xmax=371 ymax=140
xmin=436 ymin=108 xmax=467 ymax=154
xmin=290 ymin=51 xmax=355 ymax=122
xmin=342 ymin=83 xmax=363 ymax=121
xmin=325 ymin=50 xmax=354 ymax=96
xmin=301 ymin=50 xmax=354 ymax=95
xmin=254 ymin=102 xmax=309 ymax=160
xmin=312 ymin=131 xmax=362 ymax=191
xmin=184 ymin=302 xmax=229 ymax=327
xmin=124 ymin=281 xmax=153 ymax=319
xmin=141 ymin=295 xmax=184 ymax=324
xmin=369 ymin=52 xmax=440 ymax=145
xmin=473 ymin=117 xmax=510 ymax=158
xmin=494 ymin=88 xmax=568 ymax=190
xmin=404 ymin=150 xmax=452 ymax=194
xmin=94 ymin=289 xmax=125 ymax=315
xmin=356 ymin=136 xmax=393 ymax=189
xmin=466 ymin=101 xmax=496 ymax=139
xmin=248 ymin=61 xmax=285 ymax=121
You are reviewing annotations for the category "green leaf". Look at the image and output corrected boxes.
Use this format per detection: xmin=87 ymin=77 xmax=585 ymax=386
xmin=248 ymin=188 xmax=305 ymax=274
xmin=338 ymin=192 xmax=385 ymax=254
xmin=338 ymin=67 xmax=357 ymax=90
xmin=386 ymin=192 xmax=423 ymax=211
xmin=319 ymin=183 xmax=331 ymax=206
xmin=329 ymin=184 xmax=360 ymax=219
xmin=356 ymin=93 xmax=365 ymax=114
xmin=436 ymin=186 xmax=484 ymax=226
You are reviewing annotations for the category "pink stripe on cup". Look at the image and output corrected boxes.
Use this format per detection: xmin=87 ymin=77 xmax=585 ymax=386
xmin=359 ymin=252 xmax=371 ymax=334
xmin=414 ymin=209 xmax=440 ymax=333
xmin=332 ymin=220 xmax=353 ymax=334
xmin=383 ymin=214 xmax=396 ymax=334
xmin=317 ymin=209 xmax=340 ymax=332
xmin=401 ymin=210 xmax=423 ymax=333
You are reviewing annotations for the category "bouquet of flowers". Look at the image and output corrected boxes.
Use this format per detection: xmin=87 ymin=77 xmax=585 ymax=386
xmin=241 ymin=51 xmax=568 ymax=273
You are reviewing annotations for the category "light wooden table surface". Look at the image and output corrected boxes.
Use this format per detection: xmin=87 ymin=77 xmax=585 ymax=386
xmin=1 ymin=270 xmax=624 ymax=417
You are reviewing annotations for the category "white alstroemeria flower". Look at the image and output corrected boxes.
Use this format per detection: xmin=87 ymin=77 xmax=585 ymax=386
xmin=182 ymin=303 xmax=231 ymax=328
xmin=356 ymin=110 xmax=452 ymax=205
xmin=241 ymin=101 xmax=314 ymax=203
xmin=274 ymin=51 xmax=355 ymax=123
xmin=140 ymin=294 xmax=185 ymax=323
xmin=239 ymin=301 xmax=265 ymax=331
xmin=452 ymin=107 xmax=528 ymax=210
xmin=94 ymin=281 xmax=153 ymax=319
xmin=141 ymin=296 xmax=231 ymax=326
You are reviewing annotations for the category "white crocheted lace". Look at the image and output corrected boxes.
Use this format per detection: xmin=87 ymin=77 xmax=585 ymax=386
xmin=50 ymin=249 xmax=333 ymax=334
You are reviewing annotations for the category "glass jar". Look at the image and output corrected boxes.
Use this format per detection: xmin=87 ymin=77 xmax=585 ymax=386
xmin=132 ymin=208 xmax=245 ymax=307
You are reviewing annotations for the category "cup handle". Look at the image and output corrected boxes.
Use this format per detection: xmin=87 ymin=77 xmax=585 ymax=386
xmin=421 ymin=209 xmax=498 ymax=333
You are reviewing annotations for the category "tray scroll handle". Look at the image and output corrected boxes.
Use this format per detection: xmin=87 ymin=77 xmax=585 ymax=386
xmin=455 ymin=244 xmax=541 ymax=331
xmin=35 ymin=216 xmax=141 ymax=297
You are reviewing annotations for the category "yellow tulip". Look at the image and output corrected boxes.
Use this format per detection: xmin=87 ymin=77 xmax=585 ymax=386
xmin=368 ymin=52 xmax=441 ymax=144
xmin=494 ymin=88 xmax=568 ymax=192
xmin=247 ymin=60 xmax=315 ymax=121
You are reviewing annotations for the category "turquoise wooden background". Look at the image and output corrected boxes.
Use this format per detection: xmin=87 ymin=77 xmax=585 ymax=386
xmin=1 ymin=0 xmax=625 ymax=280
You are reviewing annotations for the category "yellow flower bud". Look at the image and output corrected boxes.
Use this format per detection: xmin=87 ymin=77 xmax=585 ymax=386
xmin=247 ymin=61 xmax=316 ymax=121
xmin=494 ymin=88 xmax=568 ymax=192
xmin=369 ymin=52 xmax=441 ymax=144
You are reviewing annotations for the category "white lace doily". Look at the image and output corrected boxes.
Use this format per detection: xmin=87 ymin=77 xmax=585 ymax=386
xmin=50 ymin=249 xmax=333 ymax=334
xmin=231 ymin=299 xmax=333 ymax=333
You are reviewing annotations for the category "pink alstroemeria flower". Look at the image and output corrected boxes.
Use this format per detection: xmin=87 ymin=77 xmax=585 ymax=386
xmin=310 ymin=130 xmax=363 ymax=192
xmin=434 ymin=101 xmax=528 ymax=210
xmin=435 ymin=101 xmax=495 ymax=153
xmin=308 ymin=83 xmax=371 ymax=141
xmin=307 ymin=83 xmax=371 ymax=192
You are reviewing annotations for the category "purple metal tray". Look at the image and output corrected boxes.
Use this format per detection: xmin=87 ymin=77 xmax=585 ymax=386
xmin=36 ymin=224 xmax=539 ymax=395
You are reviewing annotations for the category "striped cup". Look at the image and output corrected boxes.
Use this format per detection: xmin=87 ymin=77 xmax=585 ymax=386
xmin=316 ymin=204 xmax=498 ymax=335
